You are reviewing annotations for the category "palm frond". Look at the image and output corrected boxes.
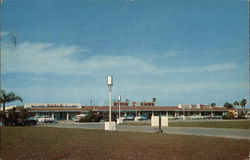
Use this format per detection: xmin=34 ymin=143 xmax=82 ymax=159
xmin=0 ymin=90 xmax=23 ymax=104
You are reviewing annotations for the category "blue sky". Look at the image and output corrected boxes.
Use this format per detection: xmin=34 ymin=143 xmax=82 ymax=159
xmin=1 ymin=0 xmax=249 ymax=107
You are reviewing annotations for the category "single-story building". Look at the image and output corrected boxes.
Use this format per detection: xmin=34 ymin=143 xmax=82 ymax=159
xmin=17 ymin=103 xmax=250 ymax=120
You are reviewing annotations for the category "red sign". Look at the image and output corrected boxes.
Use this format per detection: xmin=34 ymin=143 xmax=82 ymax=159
xmin=132 ymin=101 xmax=137 ymax=107
xmin=113 ymin=101 xmax=129 ymax=106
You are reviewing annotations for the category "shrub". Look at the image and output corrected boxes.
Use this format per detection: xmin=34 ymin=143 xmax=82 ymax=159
xmin=79 ymin=111 xmax=102 ymax=122
xmin=222 ymin=112 xmax=235 ymax=119
xmin=0 ymin=108 xmax=34 ymax=126
xmin=103 ymin=112 xmax=117 ymax=122
xmin=237 ymin=112 xmax=246 ymax=119
xmin=224 ymin=102 xmax=234 ymax=109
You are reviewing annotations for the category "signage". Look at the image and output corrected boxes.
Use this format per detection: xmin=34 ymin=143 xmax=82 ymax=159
xmin=24 ymin=103 xmax=81 ymax=108
xmin=113 ymin=101 xmax=155 ymax=107
xmin=132 ymin=101 xmax=137 ymax=107
xmin=113 ymin=101 xmax=129 ymax=106
xmin=107 ymin=75 xmax=113 ymax=86
xmin=140 ymin=102 xmax=155 ymax=107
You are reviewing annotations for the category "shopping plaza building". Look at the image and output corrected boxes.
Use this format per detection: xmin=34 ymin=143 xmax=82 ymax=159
xmin=20 ymin=103 xmax=250 ymax=120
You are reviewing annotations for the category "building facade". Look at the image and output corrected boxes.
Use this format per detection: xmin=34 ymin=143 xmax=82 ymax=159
xmin=21 ymin=103 xmax=250 ymax=121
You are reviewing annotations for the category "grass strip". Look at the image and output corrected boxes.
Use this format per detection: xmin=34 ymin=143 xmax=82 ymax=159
xmin=0 ymin=127 xmax=249 ymax=160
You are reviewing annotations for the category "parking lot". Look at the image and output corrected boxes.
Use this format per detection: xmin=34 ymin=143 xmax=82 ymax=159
xmin=41 ymin=120 xmax=250 ymax=140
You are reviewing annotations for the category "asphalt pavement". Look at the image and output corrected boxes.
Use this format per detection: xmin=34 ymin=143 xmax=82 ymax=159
xmin=41 ymin=122 xmax=250 ymax=140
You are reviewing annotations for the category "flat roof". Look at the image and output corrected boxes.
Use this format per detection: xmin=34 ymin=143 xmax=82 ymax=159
xmin=29 ymin=106 xmax=250 ymax=112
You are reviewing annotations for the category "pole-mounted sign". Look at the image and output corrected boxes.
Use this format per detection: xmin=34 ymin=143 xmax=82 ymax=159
xmin=107 ymin=75 xmax=113 ymax=122
xmin=118 ymin=95 xmax=121 ymax=118
xmin=107 ymin=75 xmax=113 ymax=86
xmin=132 ymin=101 xmax=137 ymax=107
xmin=104 ymin=75 xmax=116 ymax=130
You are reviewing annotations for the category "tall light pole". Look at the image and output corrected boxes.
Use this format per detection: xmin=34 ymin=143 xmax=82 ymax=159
xmin=105 ymin=75 xmax=116 ymax=130
xmin=118 ymin=95 xmax=121 ymax=118
xmin=107 ymin=75 xmax=113 ymax=123
xmin=183 ymin=107 xmax=185 ymax=120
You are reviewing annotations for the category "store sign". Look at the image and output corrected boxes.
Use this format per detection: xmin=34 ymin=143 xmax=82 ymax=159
xmin=113 ymin=101 xmax=129 ymax=106
xmin=140 ymin=102 xmax=155 ymax=107
xmin=113 ymin=101 xmax=155 ymax=107
xmin=24 ymin=103 xmax=81 ymax=108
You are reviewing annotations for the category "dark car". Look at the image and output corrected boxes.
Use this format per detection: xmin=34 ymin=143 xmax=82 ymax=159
xmin=138 ymin=115 xmax=148 ymax=120
xmin=25 ymin=117 xmax=37 ymax=125
xmin=125 ymin=115 xmax=135 ymax=120
xmin=16 ymin=117 xmax=37 ymax=126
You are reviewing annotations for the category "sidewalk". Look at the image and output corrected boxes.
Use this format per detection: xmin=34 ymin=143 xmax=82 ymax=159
xmin=43 ymin=123 xmax=250 ymax=140
xmin=163 ymin=126 xmax=250 ymax=139
xmin=116 ymin=125 xmax=250 ymax=139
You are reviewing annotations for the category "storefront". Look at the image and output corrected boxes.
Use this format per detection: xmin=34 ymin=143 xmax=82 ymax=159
xmin=23 ymin=103 xmax=250 ymax=120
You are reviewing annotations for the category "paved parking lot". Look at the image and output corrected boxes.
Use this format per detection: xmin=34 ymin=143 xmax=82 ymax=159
xmin=41 ymin=122 xmax=250 ymax=140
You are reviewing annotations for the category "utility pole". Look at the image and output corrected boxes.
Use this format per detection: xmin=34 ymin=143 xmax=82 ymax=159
xmin=90 ymin=99 xmax=94 ymax=106
xmin=118 ymin=96 xmax=121 ymax=118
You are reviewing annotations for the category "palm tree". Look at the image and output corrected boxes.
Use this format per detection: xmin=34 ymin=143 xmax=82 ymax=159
xmin=224 ymin=102 xmax=234 ymax=109
xmin=240 ymin=99 xmax=247 ymax=109
xmin=233 ymin=101 xmax=239 ymax=108
xmin=210 ymin=103 xmax=216 ymax=107
xmin=0 ymin=89 xmax=23 ymax=113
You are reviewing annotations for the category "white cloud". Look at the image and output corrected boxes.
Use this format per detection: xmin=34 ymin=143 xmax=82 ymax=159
xmin=168 ymin=63 xmax=238 ymax=73
xmin=1 ymin=31 xmax=9 ymax=36
xmin=162 ymin=51 xmax=186 ymax=57
xmin=145 ymin=50 xmax=187 ymax=60
xmin=2 ymin=42 xmax=163 ymax=75
xmin=113 ymin=81 xmax=249 ymax=105
xmin=2 ymin=42 xmax=86 ymax=75
xmin=21 ymin=77 xmax=48 ymax=81
xmin=81 ymin=56 xmax=163 ymax=75
xmin=2 ymin=42 xmax=239 ymax=76
xmin=116 ymin=81 xmax=249 ymax=94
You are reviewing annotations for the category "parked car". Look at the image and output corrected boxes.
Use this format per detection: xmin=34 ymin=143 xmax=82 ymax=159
xmin=24 ymin=116 xmax=37 ymax=125
xmin=138 ymin=115 xmax=148 ymax=120
xmin=35 ymin=115 xmax=54 ymax=123
xmin=168 ymin=116 xmax=175 ymax=120
xmin=190 ymin=115 xmax=200 ymax=119
xmin=125 ymin=115 xmax=135 ymax=120
xmin=75 ymin=113 xmax=87 ymax=122
xmin=119 ymin=117 xmax=126 ymax=120
xmin=214 ymin=115 xmax=223 ymax=119
xmin=14 ymin=116 xmax=37 ymax=126
xmin=246 ymin=113 xmax=250 ymax=119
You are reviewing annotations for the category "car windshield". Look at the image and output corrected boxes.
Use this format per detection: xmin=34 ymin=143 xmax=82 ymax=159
xmin=27 ymin=117 xmax=35 ymax=120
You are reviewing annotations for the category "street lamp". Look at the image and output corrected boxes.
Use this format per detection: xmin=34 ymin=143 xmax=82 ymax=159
xmin=183 ymin=107 xmax=185 ymax=120
xmin=117 ymin=95 xmax=123 ymax=125
xmin=107 ymin=75 xmax=113 ymax=122
xmin=118 ymin=95 xmax=121 ymax=118
xmin=105 ymin=75 xmax=116 ymax=130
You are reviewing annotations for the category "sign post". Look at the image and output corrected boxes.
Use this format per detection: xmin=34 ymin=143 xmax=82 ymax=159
xmin=107 ymin=76 xmax=112 ymax=122
xmin=159 ymin=112 xmax=162 ymax=133
xmin=117 ymin=95 xmax=123 ymax=124
xmin=118 ymin=96 xmax=121 ymax=118
xmin=105 ymin=75 xmax=116 ymax=130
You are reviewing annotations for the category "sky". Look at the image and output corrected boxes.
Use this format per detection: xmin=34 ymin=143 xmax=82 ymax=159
xmin=0 ymin=0 xmax=249 ymax=107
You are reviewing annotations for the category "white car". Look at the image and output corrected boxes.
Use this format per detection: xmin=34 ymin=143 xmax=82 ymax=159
xmin=75 ymin=113 xmax=87 ymax=122
xmin=35 ymin=116 xmax=54 ymax=124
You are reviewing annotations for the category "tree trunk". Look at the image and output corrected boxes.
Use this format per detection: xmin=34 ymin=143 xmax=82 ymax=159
xmin=3 ymin=102 xmax=5 ymax=113
xmin=2 ymin=102 xmax=6 ymax=126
